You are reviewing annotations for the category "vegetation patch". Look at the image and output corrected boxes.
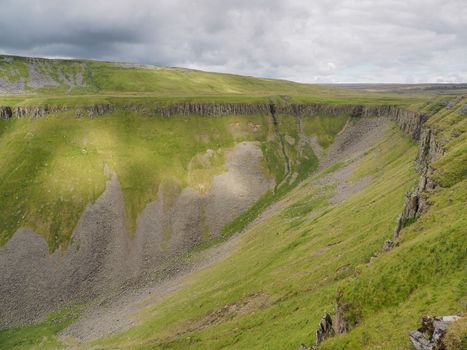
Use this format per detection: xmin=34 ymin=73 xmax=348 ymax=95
xmin=0 ymin=306 xmax=81 ymax=350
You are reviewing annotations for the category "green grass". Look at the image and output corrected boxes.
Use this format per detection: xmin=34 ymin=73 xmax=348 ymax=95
xmin=0 ymin=55 xmax=340 ymax=98
xmin=0 ymin=55 xmax=442 ymax=109
xmin=0 ymin=306 xmax=81 ymax=350
xmin=302 ymin=114 xmax=349 ymax=148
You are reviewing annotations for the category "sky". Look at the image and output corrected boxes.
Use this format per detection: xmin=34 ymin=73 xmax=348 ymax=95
xmin=0 ymin=0 xmax=466 ymax=83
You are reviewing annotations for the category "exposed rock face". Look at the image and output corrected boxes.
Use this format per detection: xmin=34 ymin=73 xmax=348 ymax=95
xmin=334 ymin=293 xmax=350 ymax=335
xmin=13 ymin=105 xmax=74 ymax=118
xmin=316 ymin=313 xmax=335 ymax=346
xmin=0 ymin=56 xmax=87 ymax=93
xmin=392 ymin=126 xmax=444 ymax=241
xmin=0 ymin=102 xmax=428 ymax=135
xmin=154 ymin=102 xmax=270 ymax=116
xmin=416 ymin=128 xmax=445 ymax=173
xmin=0 ymin=106 xmax=12 ymax=119
xmin=382 ymin=239 xmax=396 ymax=252
xmin=6 ymin=104 xmax=115 ymax=119
xmin=75 ymin=104 xmax=116 ymax=118
xmin=390 ymin=108 xmax=429 ymax=140
xmin=409 ymin=315 xmax=461 ymax=350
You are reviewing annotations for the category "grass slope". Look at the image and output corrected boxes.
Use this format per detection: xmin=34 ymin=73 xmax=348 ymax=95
xmin=0 ymin=55 xmax=442 ymax=107
xmin=0 ymin=55 xmax=335 ymax=97
xmin=0 ymin=110 xmax=348 ymax=250
xmin=77 ymin=105 xmax=463 ymax=349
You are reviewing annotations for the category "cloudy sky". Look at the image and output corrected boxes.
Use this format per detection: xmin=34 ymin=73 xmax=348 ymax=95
xmin=0 ymin=0 xmax=466 ymax=83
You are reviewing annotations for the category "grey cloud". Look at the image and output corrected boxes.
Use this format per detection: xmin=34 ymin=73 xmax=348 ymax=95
xmin=0 ymin=0 xmax=466 ymax=82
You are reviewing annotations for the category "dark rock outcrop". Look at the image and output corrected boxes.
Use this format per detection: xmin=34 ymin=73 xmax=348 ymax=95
xmin=334 ymin=293 xmax=350 ymax=335
xmin=154 ymin=102 xmax=270 ymax=117
xmin=0 ymin=106 xmax=12 ymax=119
xmin=75 ymin=104 xmax=115 ymax=118
xmin=0 ymin=104 xmax=115 ymax=119
xmin=416 ymin=128 xmax=444 ymax=173
xmin=409 ymin=315 xmax=460 ymax=350
xmin=391 ymin=108 xmax=429 ymax=140
xmin=0 ymin=102 xmax=428 ymax=136
xmin=159 ymin=102 xmax=427 ymax=141
xmin=316 ymin=313 xmax=335 ymax=346
xmin=382 ymin=239 xmax=396 ymax=252
xmin=10 ymin=104 xmax=115 ymax=119
xmin=392 ymin=125 xmax=444 ymax=241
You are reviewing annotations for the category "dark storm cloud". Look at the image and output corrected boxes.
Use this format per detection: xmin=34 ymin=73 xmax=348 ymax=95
xmin=0 ymin=0 xmax=466 ymax=82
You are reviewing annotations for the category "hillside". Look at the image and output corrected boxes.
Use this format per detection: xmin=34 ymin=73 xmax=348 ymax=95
xmin=0 ymin=56 xmax=465 ymax=350
xmin=0 ymin=55 xmax=334 ymax=97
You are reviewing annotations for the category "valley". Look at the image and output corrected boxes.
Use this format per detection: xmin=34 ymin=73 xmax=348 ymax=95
xmin=0 ymin=55 xmax=465 ymax=350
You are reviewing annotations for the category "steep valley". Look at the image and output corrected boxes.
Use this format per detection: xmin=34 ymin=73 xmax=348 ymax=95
xmin=0 ymin=56 xmax=465 ymax=350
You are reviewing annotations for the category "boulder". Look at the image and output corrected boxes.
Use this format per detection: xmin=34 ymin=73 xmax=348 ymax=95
xmin=297 ymin=344 xmax=313 ymax=350
xmin=409 ymin=315 xmax=460 ymax=350
xmin=383 ymin=239 xmax=395 ymax=252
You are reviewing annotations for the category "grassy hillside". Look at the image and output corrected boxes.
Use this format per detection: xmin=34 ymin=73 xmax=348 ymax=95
xmin=3 ymin=100 xmax=463 ymax=349
xmin=0 ymin=55 xmax=465 ymax=349
xmin=0 ymin=109 xmax=350 ymax=251
xmin=0 ymin=55 xmax=444 ymax=108
xmin=77 ymin=103 xmax=463 ymax=350
xmin=0 ymin=55 xmax=335 ymax=97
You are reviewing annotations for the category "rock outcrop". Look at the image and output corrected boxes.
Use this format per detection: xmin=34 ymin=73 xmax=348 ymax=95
xmin=0 ymin=102 xmax=428 ymax=132
xmin=392 ymin=125 xmax=444 ymax=242
xmin=316 ymin=313 xmax=335 ymax=346
xmin=0 ymin=106 xmax=12 ymax=119
xmin=334 ymin=293 xmax=350 ymax=335
xmin=409 ymin=315 xmax=461 ymax=350
xmin=4 ymin=104 xmax=115 ymax=119
xmin=154 ymin=102 xmax=270 ymax=116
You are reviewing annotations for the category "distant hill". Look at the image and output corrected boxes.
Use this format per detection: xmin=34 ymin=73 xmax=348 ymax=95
xmin=0 ymin=55 xmax=330 ymax=96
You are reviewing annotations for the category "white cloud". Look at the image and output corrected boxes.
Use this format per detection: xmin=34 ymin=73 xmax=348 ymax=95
xmin=0 ymin=0 xmax=465 ymax=83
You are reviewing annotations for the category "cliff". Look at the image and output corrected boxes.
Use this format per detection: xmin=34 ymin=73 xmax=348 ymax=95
xmin=0 ymin=102 xmax=428 ymax=139
xmin=391 ymin=120 xmax=443 ymax=242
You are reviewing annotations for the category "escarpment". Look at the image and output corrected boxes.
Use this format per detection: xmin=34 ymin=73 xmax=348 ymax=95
xmin=0 ymin=103 xmax=115 ymax=119
xmin=0 ymin=101 xmax=427 ymax=129
xmin=392 ymin=118 xmax=444 ymax=242
xmin=0 ymin=106 xmax=12 ymax=119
